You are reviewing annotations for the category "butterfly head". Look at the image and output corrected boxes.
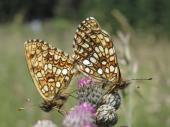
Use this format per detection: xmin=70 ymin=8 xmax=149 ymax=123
xmin=40 ymin=101 xmax=55 ymax=112
xmin=40 ymin=95 xmax=68 ymax=112
xmin=117 ymin=80 xmax=130 ymax=89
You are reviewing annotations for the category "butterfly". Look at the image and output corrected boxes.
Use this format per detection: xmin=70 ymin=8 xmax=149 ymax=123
xmin=73 ymin=17 xmax=129 ymax=93
xmin=25 ymin=39 xmax=75 ymax=112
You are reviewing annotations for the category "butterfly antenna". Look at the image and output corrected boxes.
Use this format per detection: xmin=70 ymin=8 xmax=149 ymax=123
xmin=127 ymin=77 xmax=152 ymax=82
xmin=53 ymin=107 xmax=67 ymax=116
xmin=123 ymin=77 xmax=152 ymax=89
xmin=17 ymin=107 xmax=25 ymax=111
xmin=17 ymin=98 xmax=39 ymax=111
xmin=130 ymin=78 xmax=152 ymax=81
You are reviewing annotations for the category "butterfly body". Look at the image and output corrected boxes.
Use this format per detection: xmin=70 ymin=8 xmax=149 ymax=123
xmin=25 ymin=39 xmax=75 ymax=112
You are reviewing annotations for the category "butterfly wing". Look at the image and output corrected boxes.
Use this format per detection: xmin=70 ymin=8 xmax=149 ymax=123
xmin=25 ymin=39 xmax=75 ymax=101
xmin=73 ymin=17 xmax=121 ymax=85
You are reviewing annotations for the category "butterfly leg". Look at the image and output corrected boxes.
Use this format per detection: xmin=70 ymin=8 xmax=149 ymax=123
xmin=53 ymin=106 xmax=67 ymax=116
xmin=63 ymin=89 xmax=78 ymax=99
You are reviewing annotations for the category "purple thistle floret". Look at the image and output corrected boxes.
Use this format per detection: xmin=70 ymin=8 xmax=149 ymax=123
xmin=78 ymin=76 xmax=93 ymax=89
xmin=63 ymin=102 xmax=97 ymax=127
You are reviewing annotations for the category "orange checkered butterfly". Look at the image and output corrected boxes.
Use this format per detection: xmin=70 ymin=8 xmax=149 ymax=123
xmin=25 ymin=39 xmax=75 ymax=112
xmin=73 ymin=17 xmax=129 ymax=93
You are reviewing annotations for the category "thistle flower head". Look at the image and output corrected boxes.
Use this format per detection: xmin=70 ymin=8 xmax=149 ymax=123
xmin=63 ymin=102 xmax=97 ymax=127
xmin=33 ymin=120 xmax=57 ymax=127
xmin=102 ymin=92 xmax=121 ymax=110
xmin=96 ymin=104 xmax=118 ymax=127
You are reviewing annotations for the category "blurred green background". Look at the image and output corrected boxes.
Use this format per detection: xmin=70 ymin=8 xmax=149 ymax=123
xmin=0 ymin=0 xmax=170 ymax=127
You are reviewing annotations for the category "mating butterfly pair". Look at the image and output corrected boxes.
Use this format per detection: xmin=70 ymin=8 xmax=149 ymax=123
xmin=25 ymin=17 xmax=127 ymax=112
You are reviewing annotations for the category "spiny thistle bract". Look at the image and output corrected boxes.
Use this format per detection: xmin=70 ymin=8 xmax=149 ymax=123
xmin=77 ymin=76 xmax=106 ymax=106
xmin=102 ymin=92 xmax=121 ymax=110
xmin=96 ymin=104 xmax=118 ymax=127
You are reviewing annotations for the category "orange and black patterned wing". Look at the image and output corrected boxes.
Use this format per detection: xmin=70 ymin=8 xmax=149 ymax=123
xmin=73 ymin=17 xmax=121 ymax=86
xmin=25 ymin=39 xmax=75 ymax=101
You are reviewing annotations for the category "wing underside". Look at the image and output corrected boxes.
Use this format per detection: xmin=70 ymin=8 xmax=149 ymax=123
xmin=25 ymin=39 xmax=75 ymax=101
xmin=73 ymin=17 xmax=121 ymax=84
